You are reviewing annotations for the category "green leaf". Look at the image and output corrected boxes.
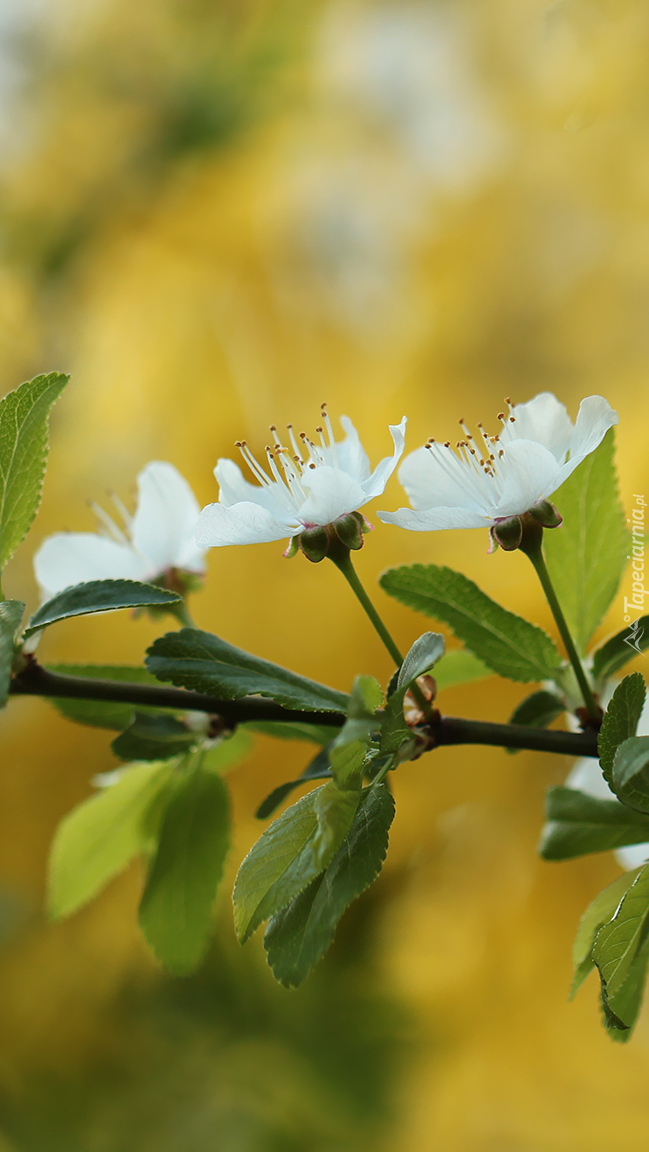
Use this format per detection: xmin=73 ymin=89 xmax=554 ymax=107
xmin=379 ymin=634 xmax=443 ymax=761
xmin=45 ymin=664 xmax=171 ymax=730
xmin=396 ymin=632 xmax=445 ymax=691
xmin=24 ymin=579 xmax=181 ymax=637
xmin=592 ymin=616 xmax=649 ymax=683
xmin=328 ymin=675 xmax=382 ymax=790
xmin=138 ymin=767 xmax=231 ymax=975
xmin=0 ymin=600 xmax=24 ymax=705
xmin=380 ymin=564 xmax=561 ymax=682
xmin=0 ymin=372 xmax=69 ymax=570
xmin=598 ymin=672 xmax=646 ymax=786
xmin=241 ymin=720 xmax=333 ymax=745
xmin=433 ymin=648 xmax=492 ymax=691
xmin=233 ymin=780 xmax=359 ymax=943
xmin=48 ymin=761 xmax=175 ymax=918
xmin=600 ymin=933 xmax=649 ymax=1042
xmin=146 ymin=628 xmax=348 ymax=713
xmin=611 ymin=736 xmax=649 ymax=814
xmin=255 ymin=746 xmax=333 ymax=820
xmin=111 ymin=712 xmax=196 ymax=762
xmin=202 ymin=728 xmax=253 ymax=775
xmin=505 ymin=690 xmax=564 ymax=756
xmin=544 ymin=429 xmax=628 ymax=653
xmin=264 ymin=783 xmax=395 ymax=987
xmin=592 ymin=863 xmax=649 ymax=1031
xmin=539 ymin=787 xmax=649 ymax=860
xmin=570 ymin=869 xmax=642 ymax=998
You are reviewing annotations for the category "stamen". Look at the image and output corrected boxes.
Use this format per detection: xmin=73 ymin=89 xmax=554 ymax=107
xmin=88 ymin=500 xmax=128 ymax=543
xmin=107 ymin=490 xmax=133 ymax=532
xmin=320 ymin=402 xmax=338 ymax=464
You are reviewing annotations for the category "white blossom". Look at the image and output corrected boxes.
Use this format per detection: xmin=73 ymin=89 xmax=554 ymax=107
xmin=195 ymin=405 xmax=407 ymax=550
xmin=34 ymin=461 xmax=206 ymax=599
xmin=377 ymin=392 xmax=617 ymax=535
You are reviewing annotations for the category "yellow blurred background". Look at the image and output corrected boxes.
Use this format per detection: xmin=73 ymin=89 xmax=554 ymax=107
xmin=0 ymin=0 xmax=648 ymax=1147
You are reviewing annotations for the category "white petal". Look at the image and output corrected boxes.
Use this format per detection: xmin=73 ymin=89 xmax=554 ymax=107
xmin=557 ymin=395 xmax=618 ymax=485
xmin=493 ymin=440 xmax=563 ymax=518
xmin=131 ymin=461 xmax=206 ymax=576
xmin=500 ymin=392 xmax=573 ymax=462
xmin=362 ymin=416 xmax=408 ymax=501
xmin=214 ymin=458 xmax=295 ymax=519
xmin=195 ymin=501 xmax=296 ymax=547
xmin=297 ymin=466 xmax=366 ymax=526
xmin=398 ymin=445 xmax=488 ymax=513
xmin=377 ymin=506 xmax=488 ymax=531
xmin=334 ymin=416 xmax=372 ymax=482
xmin=34 ymin=533 xmax=148 ymax=598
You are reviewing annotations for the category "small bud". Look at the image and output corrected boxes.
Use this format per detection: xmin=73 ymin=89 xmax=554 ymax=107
xmin=491 ymin=515 xmax=523 ymax=551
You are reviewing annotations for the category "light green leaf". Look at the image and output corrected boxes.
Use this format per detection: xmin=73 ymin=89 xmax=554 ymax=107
xmin=328 ymin=675 xmax=381 ymax=789
xmin=111 ymin=713 xmax=196 ymax=762
xmin=146 ymin=628 xmax=348 ymax=713
xmin=544 ymin=429 xmax=628 ymax=653
xmin=380 ymin=564 xmax=561 ymax=682
xmin=539 ymin=786 xmax=649 ymax=860
xmin=379 ymin=634 xmax=443 ymax=760
xmin=24 ymin=579 xmax=181 ymax=637
xmin=0 ymin=600 xmax=24 ymax=705
xmin=611 ymin=736 xmax=649 ymax=814
xmin=433 ymin=648 xmax=491 ymax=691
xmin=397 ymin=631 xmax=445 ymax=691
xmin=592 ymin=863 xmax=649 ymax=1007
xmin=505 ymin=689 xmax=564 ymax=756
xmin=592 ymin=616 xmax=649 ymax=684
xmin=255 ymin=746 xmax=332 ymax=821
xmin=233 ymin=780 xmax=359 ymax=943
xmin=600 ymin=932 xmax=649 ymax=1042
xmin=46 ymin=664 xmax=169 ymax=730
xmin=0 ymin=372 xmax=69 ymax=569
xmin=48 ymin=760 xmax=174 ymax=918
xmin=264 ymin=783 xmax=395 ymax=987
xmin=138 ymin=767 xmax=231 ymax=975
xmin=570 ymin=868 xmax=642 ymax=999
xmin=598 ymin=672 xmax=646 ymax=786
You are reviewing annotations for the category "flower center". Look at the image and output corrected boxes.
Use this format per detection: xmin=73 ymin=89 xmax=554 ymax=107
xmin=235 ymin=403 xmax=339 ymax=509
xmin=423 ymin=399 xmax=518 ymax=502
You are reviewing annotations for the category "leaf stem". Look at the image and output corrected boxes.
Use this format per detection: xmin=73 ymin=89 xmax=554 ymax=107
xmin=520 ymin=528 xmax=600 ymax=721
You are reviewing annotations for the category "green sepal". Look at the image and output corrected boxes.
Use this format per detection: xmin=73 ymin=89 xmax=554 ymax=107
xmin=528 ymin=499 xmax=562 ymax=528
xmin=283 ymin=536 xmax=300 ymax=559
xmin=334 ymin=513 xmax=364 ymax=551
xmin=299 ymin=527 xmax=329 ymax=563
xmin=491 ymin=516 xmax=522 ymax=551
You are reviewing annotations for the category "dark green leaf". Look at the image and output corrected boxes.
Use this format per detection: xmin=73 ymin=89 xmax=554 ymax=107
xmin=380 ymin=564 xmax=560 ymax=682
xmin=264 ymin=783 xmax=395 ymax=987
xmin=46 ymin=664 xmax=170 ymax=730
xmin=433 ymin=648 xmax=491 ymax=691
xmin=544 ymin=429 xmax=628 ymax=652
xmin=598 ymin=672 xmax=646 ymax=786
xmin=0 ymin=372 xmax=69 ymax=569
xmin=0 ymin=600 xmax=24 ymax=705
xmin=242 ymin=720 xmax=333 ymax=745
xmin=146 ymin=628 xmax=348 ymax=713
xmin=592 ymin=616 xmax=649 ymax=683
xmin=592 ymin=864 xmax=649 ymax=1037
xmin=600 ymin=933 xmax=649 ymax=1043
xmin=611 ymin=736 xmax=649 ymax=814
xmin=48 ymin=761 xmax=175 ymax=918
xmin=539 ymin=786 xmax=649 ymax=860
xmin=138 ymin=767 xmax=231 ymax=975
xmin=505 ymin=690 xmax=564 ymax=755
xmin=24 ymin=579 xmax=181 ymax=637
xmin=111 ymin=712 xmax=196 ymax=762
xmin=255 ymin=746 xmax=333 ymax=820
xmin=570 ymin=868 xmax=642 ymax=999
xmin=233 ymin=780 xmax=359 ymax=943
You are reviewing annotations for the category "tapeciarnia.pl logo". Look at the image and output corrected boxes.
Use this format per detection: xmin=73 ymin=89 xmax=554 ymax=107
xmin=623 ymin=493 xmax=647 ymax=655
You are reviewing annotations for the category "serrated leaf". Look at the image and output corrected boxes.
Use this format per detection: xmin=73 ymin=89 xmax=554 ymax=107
xmin=0 ymin=372 xmax=69 ymax=569
xmin=505 ymin=690 xmax=564 ymax=756
xmin=328 ymin=675 xmax=382 ymax=789
xmin=112 ymin=712 xmax=196 ymax=762
xmin=24 ymin=579 xmax=181 ymax=637
xmin=611 ymin=736 xmax=649 ymax=814
xmin=45 ymin=664 xmax=172 ymax=730
xmin=138 ymin=767 xmax=231 ymax=975
xmin=379 ymin=633 xmax=443 ymax=761
xmin=600 ymin=932 xmax=649 ymax=1042
xmin=592 ymin=863 xmax=649 ymax=1013
xmin=592 ymin=617 xmax=649 ymax=684
xmin=255 ymin=746 xmax=333 ymax=820
xmin=241 ymin=720 xmax=333 ymax=745
xmin=433 ymin=648 xmax=491 ymax=690
xmin=380 ymin=564 xmax=561 ymax=682
xmin=544 ymin=429 xmax=628 ymax=653
xmin=146 ymin=628 xmax=348 ymax=713
xmin=233 ymin=781 xmax=359 ymax=943
xmin=48 ymin=761 xmax=174 ymax=918
xmin=598 ymin=673 xmax=646 ymax=786
xmin=570 ymin=869 xmax=642 ymax=999
xmin=539 ymin=786 xmax=649 ymax=860
xmin=264 ymin=783 xmax=395 ymax=987
xmin=0 ymin=600 xmax=24 ymax=705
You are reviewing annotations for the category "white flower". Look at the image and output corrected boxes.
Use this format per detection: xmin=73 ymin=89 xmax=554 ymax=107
xmin=377 ymin=392 xmax=617 ymax=537
xmin=195 ymin=405 xmax=407 ymax=551
xmin=34 ymin=461 xmax=207 ymax=599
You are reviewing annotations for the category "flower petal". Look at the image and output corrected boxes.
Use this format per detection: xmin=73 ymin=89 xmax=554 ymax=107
xmin=500 ymin=392 xmax=573 ymax=462
xmin=131 ymin=461 xmax=207 ymax=576
xmin=297 ymin=466 xmax=366 ymax=527
xmin=362 ymin=416 xmax=408 ymax=501
xmin=34 ymin=533 xmax=148 ymax=598
xmin=195 ymin=501 xmax=297 ymax=547
xmin=493 ymin=440 xmax=563 ymax=519
xmin=214 ymin=458 xmax=294 ymax=519
xmin=550 ymin=395 xmax=619 ymax=488
xmin=397 ymin=445 xmax=487 ymax=513
xmin=377 ymin=506 xmax=488 ymax=531
xmin=334 ymin=416 xmax=372 ymax=482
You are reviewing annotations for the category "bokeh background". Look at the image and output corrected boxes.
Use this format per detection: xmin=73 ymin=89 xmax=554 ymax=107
xmin=0 ymin=0 xmax=647 ymax=1147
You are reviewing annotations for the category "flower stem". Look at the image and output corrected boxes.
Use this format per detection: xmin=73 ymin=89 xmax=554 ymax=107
xmin=172 ymin=599 xmax=196 ymax=628
xmin=520 ymin=527 xmax=600 ymax=722
xmin=328 ymin=547 xmax=404 ymax=666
